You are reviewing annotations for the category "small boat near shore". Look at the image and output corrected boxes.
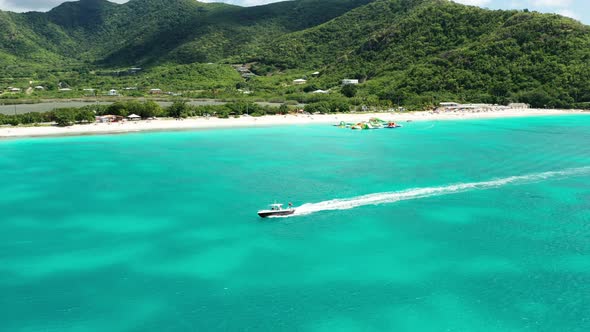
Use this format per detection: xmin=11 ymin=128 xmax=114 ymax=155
xmin=385 ymin=122 xmax=402 ymax=128
xmin=258 ymin=203 xmax=295 ymax=218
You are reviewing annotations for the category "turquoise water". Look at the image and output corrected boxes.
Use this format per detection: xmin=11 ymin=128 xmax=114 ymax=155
xmin=1 ymin=115 xmax=589 ymax=331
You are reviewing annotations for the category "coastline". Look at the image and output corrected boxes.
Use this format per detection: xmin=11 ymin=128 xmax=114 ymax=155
xmin=0 ymin=108 xmax=586 ymax=139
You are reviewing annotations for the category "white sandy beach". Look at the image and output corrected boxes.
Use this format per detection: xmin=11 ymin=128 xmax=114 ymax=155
xmin=0 ymin=108 xmax=586 ymax=138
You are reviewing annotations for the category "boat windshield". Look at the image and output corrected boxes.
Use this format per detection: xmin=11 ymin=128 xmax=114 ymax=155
xmin=270 ymin=204 xmax=283 ymax=210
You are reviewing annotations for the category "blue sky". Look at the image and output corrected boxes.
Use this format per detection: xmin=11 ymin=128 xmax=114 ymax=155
xmin=0 ymin=0 xmax=588 ymax=24
xmin=453 ymin=0 xmax=589 ymax=23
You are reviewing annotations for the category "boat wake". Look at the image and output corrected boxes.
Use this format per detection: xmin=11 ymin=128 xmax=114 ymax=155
xmin=291 ymin=166 xmax=590 ymax=217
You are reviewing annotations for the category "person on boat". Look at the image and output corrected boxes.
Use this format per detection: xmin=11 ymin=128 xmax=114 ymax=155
xmin=288 ymin=202 xmax=293 ymax=209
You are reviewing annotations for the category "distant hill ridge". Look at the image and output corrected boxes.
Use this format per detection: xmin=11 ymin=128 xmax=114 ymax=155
xmin=0 ymin=0 xmax=375 ymax=66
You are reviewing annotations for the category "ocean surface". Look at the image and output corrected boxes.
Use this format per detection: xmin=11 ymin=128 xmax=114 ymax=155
xmin=1 ymin=115 xmax=589 ymax=331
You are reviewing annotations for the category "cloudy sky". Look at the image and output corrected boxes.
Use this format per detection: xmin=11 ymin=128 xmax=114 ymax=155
xmin=0 ymin=0 xmax=588 ymax=23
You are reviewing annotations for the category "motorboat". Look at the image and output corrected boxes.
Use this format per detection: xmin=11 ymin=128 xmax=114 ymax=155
xmin=258 ymin=203 xmax=295 ymax=218
xmin=385 ymin=122 xmax=402 ymax=128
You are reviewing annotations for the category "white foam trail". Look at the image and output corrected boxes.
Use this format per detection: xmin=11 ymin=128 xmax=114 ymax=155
xmin=292 ymin=166 xmax=590 ymax=217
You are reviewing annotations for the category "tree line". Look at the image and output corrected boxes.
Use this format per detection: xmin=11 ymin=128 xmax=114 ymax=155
xmin=0 ymin=100 xmax=307 ymax=127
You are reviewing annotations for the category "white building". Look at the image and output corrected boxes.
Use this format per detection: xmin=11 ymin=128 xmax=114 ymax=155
xmin=108 ymin=89 xmax=118 ymax=96
xmin=127 ymin=114 xmax=141 ymax=121
xmin=341 ymin=79 xmax=359 ymax=85
xmin=293 ymin=79 xmax=307 ymax=85
xmin=508 ymin=103 xmax=530 ymax=109
xmin=437 ymin=102 xmax=497 ymax=112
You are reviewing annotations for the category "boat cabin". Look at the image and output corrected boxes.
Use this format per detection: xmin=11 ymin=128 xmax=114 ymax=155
xmin=270 ymin=204 xmax=284 ymax=211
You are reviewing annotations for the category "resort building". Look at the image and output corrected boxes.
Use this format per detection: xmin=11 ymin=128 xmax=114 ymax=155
xmin=83 ymin=88 xmax=96 ymax=96
xmin=108 ymin=89 xmax=118 ymax=96
xmin=9 ymin=88 xmax=21 ymax=93
xmin=461 ymin=104 xmax=494 ymax=111
xmin=96 ymin=115 xmax=124 ymax=123
xmin=440 ymin=102 xmax=460 ymax=107
xmin=34 ymin=86 xmax=45 ymax=90
xmin=311 ymin=89 xmax=329 ymax=94
xmin=293 ymin=79 xmax=307 ymax=85
xmin=508 ymin=103 xmax=530 ymax=109
xmin=149 ymin=88 xmax=162 ymax=94
xmin=341 ymin=79 xmax=359 ymax=85
xmin=437 ymin=102 xmax=499 ymax=112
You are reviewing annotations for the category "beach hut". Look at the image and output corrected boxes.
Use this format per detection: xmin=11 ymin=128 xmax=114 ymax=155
xmin=440 ymin=102 xmax=459 ymax=107
xmin=97 ymin=115 xmax=117 ymax=123
xmin=438 ymin=102 xmax=461 ymax=112
xmin=127 ymin=114 xmax=141 ymax=121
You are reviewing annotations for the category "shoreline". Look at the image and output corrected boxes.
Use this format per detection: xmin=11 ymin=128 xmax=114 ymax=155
xmin=0 ymin=109 xmax=586 ymax=139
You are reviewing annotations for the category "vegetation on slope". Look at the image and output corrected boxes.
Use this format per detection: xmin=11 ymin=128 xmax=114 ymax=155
xmin=1 ymin=0 xmax=589 ymax=110
xmin=253 ymin=0 xmax=590 ymax=108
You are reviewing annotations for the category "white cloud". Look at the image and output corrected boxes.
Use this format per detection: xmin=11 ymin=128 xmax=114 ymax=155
xmin=531 ymin=0 xmax=573 ymax=7
xmin=452 ymin=0 xmax=492 ymax=6
xmin=508 ymin=0 xmax=525 ymax=8
xmin=557 ymin=8 xmax=579 ymax=20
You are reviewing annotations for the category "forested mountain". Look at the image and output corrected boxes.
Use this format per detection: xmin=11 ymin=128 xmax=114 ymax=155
xmin=268 ymin=0 xmax=590 ymax=107
xmin=1 ymin=0 xmax=590 ymax=108
xmin=1 ymin=0 xmax=373 ymax=66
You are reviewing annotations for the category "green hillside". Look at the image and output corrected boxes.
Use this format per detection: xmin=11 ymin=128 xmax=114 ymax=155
xmin=1 ymin=0 xmax=589 ymax=109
